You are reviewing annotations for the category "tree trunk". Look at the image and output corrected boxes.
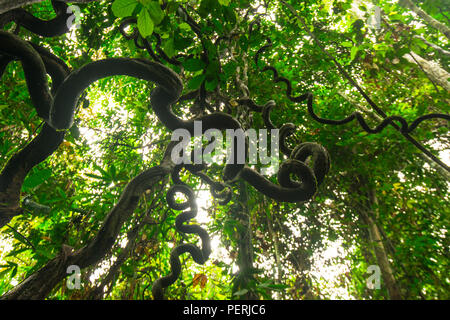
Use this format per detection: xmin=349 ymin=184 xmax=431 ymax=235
xmin=1 ymin=143 xmax=176 ymax=300
xmin=233 ymin=180 xmax=258 ymax=299
xmin=266 ymin=209 xmax=282 ymax=285
xmin=399 ymin=0 xmax=450 ymax=39
xmin=403 ymin=51 xmax=450 ymax=92
xmin=361 ymin=204 xmax=402 ymax=299
xmin=351 ymin=175 xmax=403 ymax=300
xmin=413 ymin=35 xmax=450 ymax=56
xmin=0 ymin=0 xmax=98 ymax=14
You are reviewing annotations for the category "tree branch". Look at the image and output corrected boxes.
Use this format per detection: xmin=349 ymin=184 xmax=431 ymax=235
xmin=0 ymin=0 xmax=99 ymax=15
xmin=399 ymin=0 xmax=450 ymax=39
xmin=1 ymin=142 xmax=176 ymax=300
xmin=413 ymin=35 xmax=450 ymax=56
xmin=279 ymin=0 xmax=450 ymax=176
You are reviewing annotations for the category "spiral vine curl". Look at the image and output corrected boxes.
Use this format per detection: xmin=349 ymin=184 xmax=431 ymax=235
xmin=251 ymin=19 xmax=449 ymax=176
xmin=152 ymin=183 xmax=211 ymax=299
xmin=7 ymin=0 xmax=430 ymax=300
xmin=254 ymin=32 xmax=449 ymax=136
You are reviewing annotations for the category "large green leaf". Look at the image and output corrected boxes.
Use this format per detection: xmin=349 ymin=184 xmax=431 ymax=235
xmin=22 ymin=168 xmax=52 ymax=191
xmin=137 ymin=8 xmax=154 ymax=37
xmin=187 ymin=74 xmax=206 ymax=90
xmin=111 ymin=0 xmax=138 ymax=18
xmin=183 ymin=58 xmax=206 ymax=72
xmin=147 ymin=1 xmax=164 ymax=25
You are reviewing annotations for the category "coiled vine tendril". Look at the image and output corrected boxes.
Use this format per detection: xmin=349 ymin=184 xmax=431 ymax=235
xmin=152 ymin=183 xmax=211 ymax=299
xmin=3 ymin=0 xmax=445 ymax=301
xmin=253 ymin=34 xmax=449 ymax=137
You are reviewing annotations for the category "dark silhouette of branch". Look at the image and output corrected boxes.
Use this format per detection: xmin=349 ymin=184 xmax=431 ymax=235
xmin=0 ymin=0 xmax=333 ymax=300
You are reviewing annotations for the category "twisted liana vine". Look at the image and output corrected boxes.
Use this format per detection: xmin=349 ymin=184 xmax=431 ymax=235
xmin=152 ymin=183 xmax=211 ymax=299
xmin=252 ymin=13 xmax=449 ymax=174
xmin=0 ymin=1 xmax=333 ymax=300
xmin=254 ymin=31 xmax=449 ymax=136
xmin=0 ymin=0 xmax=71 ymax=37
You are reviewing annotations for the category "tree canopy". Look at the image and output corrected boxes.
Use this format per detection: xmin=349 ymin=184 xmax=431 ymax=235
xmin=0 ymin=0 xmax=448 ymax=300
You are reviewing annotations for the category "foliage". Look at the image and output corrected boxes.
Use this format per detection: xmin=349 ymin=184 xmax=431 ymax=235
xmin=0 ymin=0 xmax=448 ymax=300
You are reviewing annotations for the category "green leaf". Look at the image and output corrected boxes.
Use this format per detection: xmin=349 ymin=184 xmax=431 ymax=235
xmin=0 ymin=267 xmax=11 ymax=278
xmin=218 ymin=0 xmax=230 ymax=5
xmin=70 ymin=124 xmax=80 ymax=141
xmin=179 ymin=22 xmax=191 ymax=32
xmin=36 ymin=249 xmax=53 ymax=259
xmin=222 ymin=6 xmax=236 ymax=24
xmin=121 ymin=262 xmax=135 ymax=276
xmin=85 ymin=173 xmax=104 ymax=180
xmin=183 ymin=58 xmax=206 ymax=72
xmin=10 ymin=265 xmax=18 ymax=278
xmin=111 ymin=0 xmax=138 ymax=18
xmin=10 ymin=228 xmax=33 ymax=248
xmin=212 ymin=18 xmax=224 ymax=33
xmin=166 ymin=1 xmax=179 ymax=14
xmin=223 ymin=62 xmax=236 ymax=77
xmin=147 ymin=1 xmax=164 ymax=25
xmin=239 ymin=35 xmax=249 ymax=51
xmin=56 ymin=186 xmax=67 ymax=199
xmin=342 ymin=41 xmax=353 ymax=47
xmin=199 ymin=0 xmax=220 ymax=17
xmin=205 ymin=77 xmax=218 ymax=91
xmin=137 ymin=8 xmax=154 ymax=37
xmin=6 ymin=247 xmax=31 ymax=257
xmin=233 ymin=289 xmax=248 ymax=296
xmin=266 ymin=284 xmax=290 ymax=290
xmin=22 ymin=168 xmax=52 ymax=191
xmin=109 ymin=164 xmax=117 ymax=180
xmin=93 ymin=163 xmax=109 ymax=178
xmin=187 ymin=74 xmax=206 ymax=90
xmin=163 ymin=38 xmax=175 ymax=58
xmin=351 ymin=46 xmax=358 ymax=60
xmin=174 ymin=34 xmax=193 ymax=50
xmin=205 ymin=59 xmax=220 ymax=77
